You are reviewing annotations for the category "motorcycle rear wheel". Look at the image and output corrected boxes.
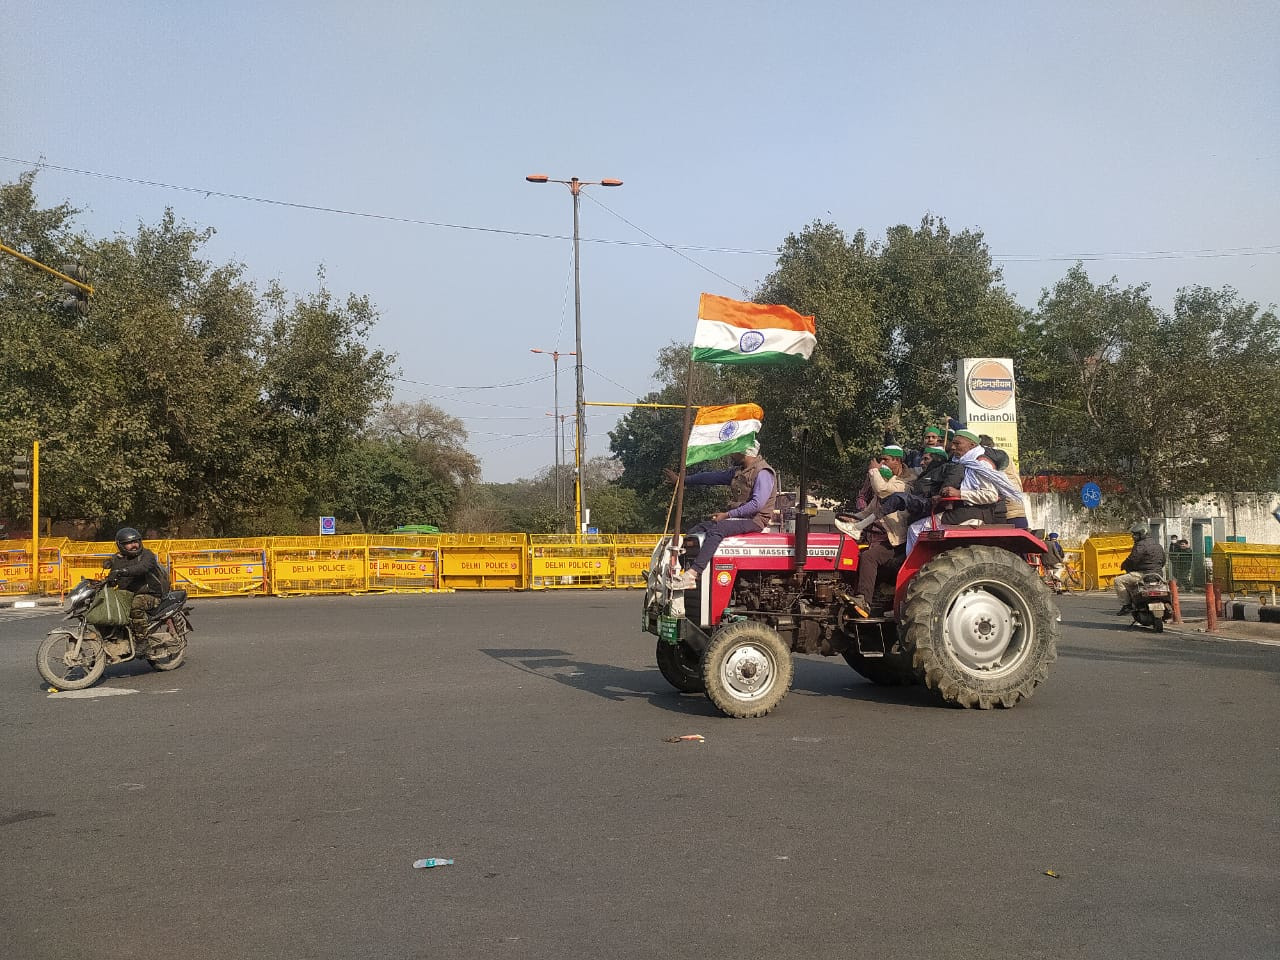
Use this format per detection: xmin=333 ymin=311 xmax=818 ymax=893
xmin=37 ymin=632 xmax=107 ymax=690
xmin=147 ymin=620 xmax=188 ymax=671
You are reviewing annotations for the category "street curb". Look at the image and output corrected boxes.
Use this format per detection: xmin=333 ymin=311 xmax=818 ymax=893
xmin=1221 ymin=600 xmax=1280 ymax=623
xmin=0 ymin=597 xmax=64 ymax=610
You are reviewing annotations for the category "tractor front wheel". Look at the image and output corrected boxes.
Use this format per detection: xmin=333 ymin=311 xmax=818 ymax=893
xmin=701 ymin=620 xmax=793 ymax=718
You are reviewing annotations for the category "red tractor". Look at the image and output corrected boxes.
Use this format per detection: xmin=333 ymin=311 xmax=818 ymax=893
xmin=642 ymin=504 xmax=1059 ymax=718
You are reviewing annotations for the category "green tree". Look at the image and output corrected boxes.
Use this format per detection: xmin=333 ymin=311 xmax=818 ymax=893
xmin=1 ymin=172 xmax=405 ymax=536
xmin=1016 ymin=265 xmax=1280 ymax=513
xmin=259 ymin=275 xmax=396 ymax=523
xmin=332 ymin=401 xmax=479 ymax=532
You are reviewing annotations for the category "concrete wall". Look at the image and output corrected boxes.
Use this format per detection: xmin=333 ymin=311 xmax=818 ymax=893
xmin=1026 ymin=491 xmax=1280 ymax=547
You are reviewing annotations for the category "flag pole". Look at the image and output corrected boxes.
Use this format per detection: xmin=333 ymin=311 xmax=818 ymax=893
xmin=668 ymin=349 xmax=697 ymax=576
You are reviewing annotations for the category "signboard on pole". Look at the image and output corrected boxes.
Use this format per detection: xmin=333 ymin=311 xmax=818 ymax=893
xmin=957 ymin=358 xmax=1019 ymax=466
xmin=319 ymin=516 xmax=336 ymax=536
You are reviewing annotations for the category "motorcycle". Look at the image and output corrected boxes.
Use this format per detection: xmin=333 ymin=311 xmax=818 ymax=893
xmin=37 ymin=578 xmax=193 ymax=690
xmin=1129 ymin=573 xmax=1173 ymax=633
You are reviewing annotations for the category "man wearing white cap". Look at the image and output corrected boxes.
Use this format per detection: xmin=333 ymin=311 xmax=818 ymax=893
xmin=664 ymin=441 xmax=778 ymax=590
xmin=904 ymin=429 xmax=1023 ymax=554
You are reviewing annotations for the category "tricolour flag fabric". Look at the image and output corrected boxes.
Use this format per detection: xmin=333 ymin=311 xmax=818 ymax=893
xmin=692 ymin=293 xmax=816 ymax=366
xmin=686 ymin=403 xmax=763 ymax=465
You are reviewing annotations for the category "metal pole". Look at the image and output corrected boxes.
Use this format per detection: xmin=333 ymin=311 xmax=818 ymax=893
xmin=571 ymin=180 xmax=585 ymax=536
xmin=552 ymin=353 xmax=561 ymax=514
xmin=32 ymin=440 xmax=40 ymax=595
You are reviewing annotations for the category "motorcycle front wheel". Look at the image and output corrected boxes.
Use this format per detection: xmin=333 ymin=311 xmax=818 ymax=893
xmin=37 ymin=632 xmax=107 ymax=690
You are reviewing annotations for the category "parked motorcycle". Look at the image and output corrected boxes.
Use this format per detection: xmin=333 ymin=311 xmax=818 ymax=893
xmin=1129 ymin=573 xmax=1173 ymax=633
xmin=37 ymin=578 xmax=193 ymax=690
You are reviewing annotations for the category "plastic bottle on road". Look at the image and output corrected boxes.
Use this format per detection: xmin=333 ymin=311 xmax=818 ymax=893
xmin=413 ymin=858 xmax=454 ymax=869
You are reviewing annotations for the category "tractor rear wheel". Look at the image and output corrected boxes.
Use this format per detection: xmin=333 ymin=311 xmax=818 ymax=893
xmin=901 ymin=545 xmax=1057 ymax=709
xmin=702 ymin=620 xmax=793 ymax=718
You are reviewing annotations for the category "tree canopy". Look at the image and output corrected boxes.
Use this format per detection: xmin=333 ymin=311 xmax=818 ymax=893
xmin=5 ymin=172 xmax=1275 ymax=536
xmin=610 ymin=219 xmax=1278 ymax=523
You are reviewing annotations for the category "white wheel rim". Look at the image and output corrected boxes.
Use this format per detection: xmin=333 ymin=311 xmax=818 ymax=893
xmin=943 ymin=583 xmax=1033 ymax=679
xmin=719 ymin=642 xmax=777 ymax=701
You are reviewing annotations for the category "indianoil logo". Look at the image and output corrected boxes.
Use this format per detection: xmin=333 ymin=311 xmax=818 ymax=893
xmin=966 ymin=360 xmax=1014 ymax=410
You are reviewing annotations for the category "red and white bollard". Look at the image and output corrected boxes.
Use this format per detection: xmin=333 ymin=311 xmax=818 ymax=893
xmin=1205 ymin=580 xmax=1218 ymax=633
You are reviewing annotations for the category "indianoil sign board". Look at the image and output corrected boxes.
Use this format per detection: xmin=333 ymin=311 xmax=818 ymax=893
xmin=957 ymin=358 xmax=1020 ymax=465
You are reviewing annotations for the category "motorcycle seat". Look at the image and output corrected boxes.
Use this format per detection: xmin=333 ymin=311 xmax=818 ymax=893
xmin=149 ymin=590 xmax=189 ymax=620
xmin=1141 ymin=573 xmax=1165 ymax=584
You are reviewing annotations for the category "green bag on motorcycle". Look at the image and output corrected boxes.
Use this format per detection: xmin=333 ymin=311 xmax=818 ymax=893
xmin=84 ymin=586 xmax=135 ymax=626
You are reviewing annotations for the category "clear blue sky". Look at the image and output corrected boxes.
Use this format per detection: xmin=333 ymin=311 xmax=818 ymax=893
xmin=4 ymin=1 xmax=1277 ymax=481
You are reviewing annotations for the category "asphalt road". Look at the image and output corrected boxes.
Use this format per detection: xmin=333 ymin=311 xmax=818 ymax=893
xmin=2 ymin=591 xmax=1277 ymax=960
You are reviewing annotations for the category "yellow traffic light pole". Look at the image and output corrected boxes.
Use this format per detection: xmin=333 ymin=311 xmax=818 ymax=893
xmin=32 ymin=441 xmax=40 ymax=594
xmin=0 ymin=241 xmax=94 ymax=297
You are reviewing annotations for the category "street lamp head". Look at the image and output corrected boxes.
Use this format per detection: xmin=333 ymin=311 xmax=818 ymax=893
xmin=525 ymin=174 xmax=550 ymax=183
xmin=600 ymin=178 xmax=623 ymax=187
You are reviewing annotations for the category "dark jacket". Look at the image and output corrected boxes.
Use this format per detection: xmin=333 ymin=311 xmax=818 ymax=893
xmin=103 ymin=547 xmax=169 ymax=597
xmin=1121 ymin=537 xmax=1165 ymax=575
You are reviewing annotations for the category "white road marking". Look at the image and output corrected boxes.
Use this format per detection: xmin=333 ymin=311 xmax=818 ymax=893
xmin=47 ymin=687 xmax=139 ymax=700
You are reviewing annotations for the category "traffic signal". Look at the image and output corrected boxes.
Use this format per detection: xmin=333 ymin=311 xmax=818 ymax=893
xmin=60 ymin=262 xmax=90 ymax=315
xmin=12 ymin=452 xmax=31 ymax=491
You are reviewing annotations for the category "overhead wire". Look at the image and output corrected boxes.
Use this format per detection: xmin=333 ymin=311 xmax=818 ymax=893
xmin=6 ymin=155 xmax=1274 ymax=265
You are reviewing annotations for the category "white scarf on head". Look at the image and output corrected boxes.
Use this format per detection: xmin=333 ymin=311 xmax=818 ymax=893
xmin=957 ymin=445 xmax=1026 ymax=503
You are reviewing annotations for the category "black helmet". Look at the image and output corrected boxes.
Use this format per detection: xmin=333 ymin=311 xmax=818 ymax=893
xmin=115 ymin=527 xmax=143 ymax=553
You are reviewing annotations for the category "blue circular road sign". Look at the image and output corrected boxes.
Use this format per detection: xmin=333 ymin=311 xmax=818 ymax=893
xmin=1081 ymin=482 xmax=1102 ymax=509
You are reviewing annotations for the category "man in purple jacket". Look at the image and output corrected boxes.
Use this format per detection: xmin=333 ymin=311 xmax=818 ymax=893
xmin=664 ymin=441 xmax=778 ymax=590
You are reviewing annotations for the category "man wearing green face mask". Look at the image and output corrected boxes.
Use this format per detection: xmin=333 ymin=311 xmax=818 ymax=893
xmin=835 ymin=444 xmax=915 ymax=617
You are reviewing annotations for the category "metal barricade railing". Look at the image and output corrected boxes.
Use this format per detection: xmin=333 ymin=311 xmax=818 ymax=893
xmin=14 ymin=531 xmax=677 ymax=598
xmin=1 ymin=540 xmax=67 ymax=595
xmin=268 ymin=536 xmax=369 ymax=596
xmin=60 ymin=542 xmax=121 ymax=592
xmin=168 ymin=543 xmax=270 ymax=597
xmin=438 ymin=534 xmax=527 ymax=590
xmin=366 ymin=538 xmax=445 ymax=592
xmin=529 ymin=539 xmax=613 ymax=589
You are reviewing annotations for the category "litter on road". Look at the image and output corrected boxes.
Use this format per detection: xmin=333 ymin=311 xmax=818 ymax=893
xmin=662 ymin=734 xmax=705 ymax=743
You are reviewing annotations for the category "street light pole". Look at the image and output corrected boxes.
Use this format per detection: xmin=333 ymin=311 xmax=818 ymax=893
xmin=526 ymin=173 xmax=623 ymax=535
xmin=531 ymin=348 xmax=574 ymax=516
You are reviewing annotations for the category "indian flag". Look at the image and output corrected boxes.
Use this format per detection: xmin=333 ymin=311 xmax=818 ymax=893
xmin=692 ymin=293 xmax=816 ymax=365
xmin=686 ymin=403 xmax=763 ymax=465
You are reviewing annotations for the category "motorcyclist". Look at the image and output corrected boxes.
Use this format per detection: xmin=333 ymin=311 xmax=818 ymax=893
xmin=1113 ymin=523 xmax=1166 ymax=615
xmin=102 ymin=527 xmax=170 ymax=640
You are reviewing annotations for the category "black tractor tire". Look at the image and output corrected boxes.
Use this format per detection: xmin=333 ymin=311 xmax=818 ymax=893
xmin=701 ymin=620 xmax=793 ymax=718
xmin=841 ymin=648 xmax=920 ymax=686
xmin=901 ymin=545 xmax=1058 ymax=709
xmin=656 ymin=639 xmax=705 ymax=693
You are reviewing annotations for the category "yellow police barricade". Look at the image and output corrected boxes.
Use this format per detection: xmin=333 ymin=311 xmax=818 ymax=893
xmin=529 ymin=536 xmax=613 ymax=589
xmin=0 ymin=539 xmax=67 ymax=595
xmin=1083 ymin=533 xmax=1132 ymax=590
xmin=438 ymin=534 xmax=526 ymax=590
xmin=613 ymin=535 xmax=662 ymax=588
xmin=61 ymin=541 xmax=122 ymax=592
xmin=167 ymin=539 xmax=270 ymax=597
xmin=1212 ymin=542 xmax=1280 ymax=597
xmin=367 ymin=536 xmax=449 ymax=593
xmin=268 ymin=536 xmax=369 ymax=596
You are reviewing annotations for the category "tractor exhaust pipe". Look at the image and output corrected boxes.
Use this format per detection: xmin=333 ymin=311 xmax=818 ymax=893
xmin=793 ymin=427 xmax=810 ymax=571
